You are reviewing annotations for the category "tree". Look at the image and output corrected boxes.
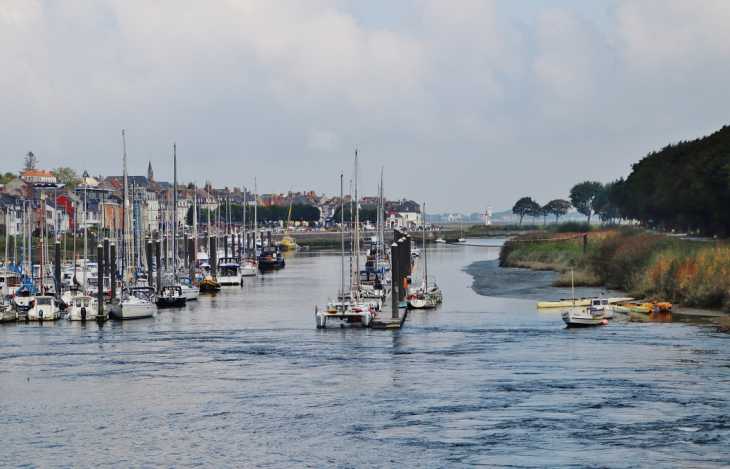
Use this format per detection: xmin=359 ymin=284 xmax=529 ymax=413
xmin=569 ymin=181 xmax=603 ymax=224
xmin=0 ymin=172 xmax=14 ymax=184
xmin=23 ymin=151 xmax=37 ymax=172
xmin=52 ymin=166 xmax=82 ymax=188
xmin=539 ymin=204 xmax=551 ymax=225
xmin=594 ymin=181 xmax=620 ymax=223
xmin=512 ymin=197 xmax=540 ymax=226
xmin=544 ymin=199 xmax=572 ymax=224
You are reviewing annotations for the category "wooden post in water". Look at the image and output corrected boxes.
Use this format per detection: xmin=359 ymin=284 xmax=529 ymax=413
xmin=54 ymin=240 xmax=61 ymax=293
xmin=183 ymin=233 xmax=188 ymax=269
xmin=398 ymin=237 xmax=407 ymax=303
xmin=146 ymin=239 xmax=153 ymax=288
xmin=210 ymin=237 xmax=217 ymax=278
xmin=162 ymin=237 xmax=167 ymax=271
xmin=405 ymin=234 xmax=412 ymax=279
xmin=188 ymin=238 xmax=195 ymax=280
xmin=103 ymin=238 xmax=110 ymax=283
xmin=155 ymin=239 xmax=162 ymax=294
xmin=97 ymin=244 xmax=104 ymax=317
xmin=391 ymin=242 xmax=399 ymax=318
xmin=110 ymin=243 xmax=117 ymax=301
xmin=583 ymin=234 xmax=588 ymax=254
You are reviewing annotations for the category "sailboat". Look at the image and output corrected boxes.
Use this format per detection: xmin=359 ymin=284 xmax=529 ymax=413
xmin=156 ymin=144 xmax=187 ymax=307
xmin=561 ymin=269 xmax=606 ymax=327
xmin=239 ymin=185 xmax=257 ymax=277
xmin=109 ymin=131 xmax=156 ymax=319
xmin=316 ymin=152 xmax=377 ymax=328
xmin=407 ymin=203 xmax=442 ymax=309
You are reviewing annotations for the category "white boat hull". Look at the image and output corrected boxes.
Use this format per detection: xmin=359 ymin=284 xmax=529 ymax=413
xmin=109 ymin=302 xmax=156 ymax=319
xmin=561 ymin=308 xmax=605 ymax=327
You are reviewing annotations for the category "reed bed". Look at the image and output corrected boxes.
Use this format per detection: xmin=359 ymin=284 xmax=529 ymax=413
xmin=500 ymin=227 xmax=730 ymax=310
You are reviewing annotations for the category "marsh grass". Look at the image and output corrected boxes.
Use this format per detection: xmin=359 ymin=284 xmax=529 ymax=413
xmin=500 ymin=227 xmax=730 ymax=310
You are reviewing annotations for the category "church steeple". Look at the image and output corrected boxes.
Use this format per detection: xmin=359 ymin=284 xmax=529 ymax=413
xmin=147 ymin=160 xmax=153 ymax=181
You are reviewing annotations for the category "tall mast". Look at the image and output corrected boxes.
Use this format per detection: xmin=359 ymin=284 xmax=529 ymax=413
xmin=193 ymin=182 xmax=197 ymax=262
xmin=173 ymin=143 xmax=178 ymax=282
xmin=340 ymin=173 xmax=345 ymax=304
xmin=423 ymin=202 xmax=427 ymax=286
xmin=122 ymin=130 xmax=128 ymax=289
xmin=83 ymin=182 xmax=87 ymax=289
xmin=254 ymin=179 xmax=258 ymax=259
xmin=354 ymin=150 xmax=360 ymax=299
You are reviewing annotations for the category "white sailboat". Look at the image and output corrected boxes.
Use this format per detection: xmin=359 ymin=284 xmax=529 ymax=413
xmin=407 ymin=203 xmax=443 ymax=309
xmin=316 ymin=152 xmax=376 ymax=328
xmin=561 ymin=269 xmax=606 ymax=327
xmin=109 ymin=131 xmax=156 ymax=320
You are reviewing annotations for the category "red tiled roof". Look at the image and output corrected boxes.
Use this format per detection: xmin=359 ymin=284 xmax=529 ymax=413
xmin=21 ymin=170 xmax=55 ymax=178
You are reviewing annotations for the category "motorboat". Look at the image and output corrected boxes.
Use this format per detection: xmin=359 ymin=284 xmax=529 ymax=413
xmin=561 ymin=306 xmax=606 ymax=327
xmin=240 ymin=257 xmax=257 ymax=277
xmin=217 ymin=257 xmax=242 ymax=285
xmin=435 ymin=237 xmax=446 ymax=244
xmin=0 ymin=301 xmax=16 ymax=322
xmin=588 ymin=297 xmax=613 ymax=319
xmin=156 ymin=285 xmax=187 ymax=308
xmin=258 ymin=245 xmax=285 ymax=269
xmin=179 ymin=277 xmax=199 ymax=300
xmin=109 ymin=286 xmax=156 ymax=319
xmin=26 ymin=295 xmax=60 ymax=321
xmin=66 ymin=295 xmax=93 ymax=321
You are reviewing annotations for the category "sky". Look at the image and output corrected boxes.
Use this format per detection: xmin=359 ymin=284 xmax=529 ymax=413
xmin=2 ymin=0 xmax=730 ymax=215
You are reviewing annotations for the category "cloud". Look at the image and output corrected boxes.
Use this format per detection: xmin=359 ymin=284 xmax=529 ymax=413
xmin=307 ymin=129 xmax=341 ymax=152
xmin=2 ymin=1 xmax=730 ymax=213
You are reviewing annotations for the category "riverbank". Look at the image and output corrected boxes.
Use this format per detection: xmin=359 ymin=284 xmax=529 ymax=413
xmin=499 ymin=227 xmax=730 ymax=312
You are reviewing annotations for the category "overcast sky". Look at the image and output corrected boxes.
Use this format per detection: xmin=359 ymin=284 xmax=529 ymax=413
xmin=2 ymin=0 xmax=729 ymax=214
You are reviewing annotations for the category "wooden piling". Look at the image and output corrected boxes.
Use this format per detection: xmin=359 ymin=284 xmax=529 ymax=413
xmin=146 ymin=239 xmax=153 ymax=288
xmin=110 ymin=243 xmax=117 ymax=301
xmin=97 ymin=244 xmax=104 ymax=316
xmin=155 ymin=239 xmax=162 ymax=294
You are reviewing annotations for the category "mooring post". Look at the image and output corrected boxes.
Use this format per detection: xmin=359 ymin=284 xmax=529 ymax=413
xmin=210 ymin=236 xmax=217 ymax=278
xmin=583 ymin=234 xmax=588 ymax=254
xmin=110 ymin=243 xmax=117 ymax=301
xmin=183 ymin=233 xmax=188 ymax=269
xmin=391 ymin=242 xmax=399 ymax=319
xmin=54 ymin=240 xmax=61 ymax=293
xmin=103 ymin=238 xmax=110 ymax=282
xmin=188 ymin=238 xmax=196 ymax=280
xmin=398 ymin=237 xmax=407 ymax=303
xmin=155 ymin=239 xmax=162 ymax=294
xmin=146 ymin=239 xmax=153 ymax=288
xmin=97 ymin=244 xmax=104 ymax=317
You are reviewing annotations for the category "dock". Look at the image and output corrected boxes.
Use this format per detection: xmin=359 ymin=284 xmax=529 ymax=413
xmin=371 ymin=307 xmax=407 ymax=329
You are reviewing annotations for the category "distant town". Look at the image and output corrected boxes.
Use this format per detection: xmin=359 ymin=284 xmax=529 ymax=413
xmin=0 ymin=158 xmax=588 ymax=237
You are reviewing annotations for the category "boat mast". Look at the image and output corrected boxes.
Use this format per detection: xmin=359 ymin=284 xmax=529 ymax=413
xmin=83 ymin=182 xmax=87 ymax=290
xmin=423 ymin=202 xmax=427 ymax=287
xmin=254 ymin=179 xmax=258 ymax=259
xmin=354 ymin=150 xmax=360 ymax=301
xmin=122 ymin=130 xmax=128 ymax=291
xmin=173 ymin=143 xmax=178 ymax=283
xmin=340 ymin=172 xmax=345 ymax=305
xmin=193 ymin=182 xmax=198 ymax=269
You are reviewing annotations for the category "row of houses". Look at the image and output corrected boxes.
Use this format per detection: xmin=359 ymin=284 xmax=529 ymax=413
xmin=0 ymin=165 xmax=423 ymax=236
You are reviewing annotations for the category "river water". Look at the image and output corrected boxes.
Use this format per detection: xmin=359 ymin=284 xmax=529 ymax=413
xmin=2 ymin=240 xmax=729 ymax=467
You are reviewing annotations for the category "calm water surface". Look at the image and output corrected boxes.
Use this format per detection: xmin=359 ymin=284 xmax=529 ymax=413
xmin=2 ymin=240 xmax=730 ymax=467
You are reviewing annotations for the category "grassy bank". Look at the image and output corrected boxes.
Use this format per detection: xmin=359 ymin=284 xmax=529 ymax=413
xmin=500 ymin=227 xmax=730 ymax=311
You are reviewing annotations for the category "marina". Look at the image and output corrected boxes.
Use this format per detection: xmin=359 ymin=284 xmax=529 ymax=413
xmin=2 ymin=240 xmax=730 ymax=467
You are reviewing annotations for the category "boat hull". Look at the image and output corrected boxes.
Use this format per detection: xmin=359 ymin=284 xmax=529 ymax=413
xmin=561 ymin=308 xmax=605 ymax=327
xmin=109 ymin=303 xmax=156 ymax=319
